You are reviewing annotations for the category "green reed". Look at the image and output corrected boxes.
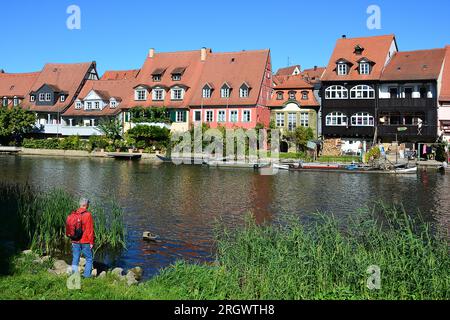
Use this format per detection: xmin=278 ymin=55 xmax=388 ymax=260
xmin=0 ymin=182 xmax=126 ymax=255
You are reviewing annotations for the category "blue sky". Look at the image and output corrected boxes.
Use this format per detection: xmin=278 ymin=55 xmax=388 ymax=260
xmin=1 ymin=0 xmax=449 ymax=75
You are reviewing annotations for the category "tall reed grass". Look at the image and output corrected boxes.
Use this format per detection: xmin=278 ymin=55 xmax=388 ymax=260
xmin=0 ymin=183 xmax=126 ymax=256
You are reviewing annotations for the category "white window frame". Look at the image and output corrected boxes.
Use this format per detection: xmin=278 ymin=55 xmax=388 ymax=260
xmin=172 ymin=74 xmax=181 ymax=81
xmin=326 ymin=112 xmax=348 ymax=126
xmin=135 ymin=89 xmax=147 ymax=101
xmin=152 ymin=75 xmax=161 ymax=82
xmin=337 ymin=63 xmax=348 ymax=76
xmin=242 ymin=110 xmax=251 ymax=122
xmin=240 ymin=86 xmax=249 ymax=98
xmin=60 ymin=95 xmax=66 ymax=102
xmin=300 ymin=112 xmax=309 ymax=127
xmin=45 ymin=93 xmax=51 ymax=101
xmin=202 ymin=87 xmax=211 ymax=98
xmin=350 ymin=85 xmax=375 ymax=99
xmin=288 ymin=91 xmax=296 ymax=100
xmin=193 ymin=110 xmax=202 ymax=122
xmin=30 ymin=95 xmax=35 ymax=102
xmin=39 ymin=93 xmax=45 ymax=101
xmin=152 ymin=89 xmax=165 ymax=101
xmin=276 ymin=112 xmax=285 ymax=127
xmin=86 ymin=102 xmax=92 ymax=110
xmin=13 ymin=97 xmax=19 ymax=107
xmin=205 ymin=110 xmax=214 ymax=123
xmin=94 ymin=101 xmax=100 ymax=109
xmin=229 ymin=110 xmax=238 ymax=123
xmin=110 ymin=100 xmax=117 ymax=108
xmin=171 ymin=88 xmax=184 ymax=100
xmin=217 ymin=110 xmax=226 ymax=122
xmin=325 ymin=86 xmax=348 ymax=99
xmin=288 ymin=113 xmax=297 ymax=131
xmin=75 ymin=101 xmax=82 ymax=109
xmin=351 ymin=112 xmax=374 ymax=126
xmin=359 ymin=62 xmax=370 ymax=75
xmin=175 ymin=111 xmax=186 ymax=123
xmin=221 ymin=86 xmax=230 ymax=98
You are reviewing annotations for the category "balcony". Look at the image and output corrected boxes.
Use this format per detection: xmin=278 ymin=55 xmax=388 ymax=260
xmin=322 ymin=125 xmax=375 ymax=138
xmin=378 ymin=125 xmax=437 ymax=141
xmin=323 ymin=99 xmax=376 ymax=109
xmin=378 ymin=98 xmax=435 ymax=109
xmin=35 ymin=124 xmax=102 ymax=136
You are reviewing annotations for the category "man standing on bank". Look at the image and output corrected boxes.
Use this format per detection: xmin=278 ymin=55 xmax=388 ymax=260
xmin=67 ymin=198 xmax=95 ymax=278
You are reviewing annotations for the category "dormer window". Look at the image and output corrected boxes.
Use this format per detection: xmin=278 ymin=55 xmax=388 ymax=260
xmin=359 ymin=62 xmax=370 ymax=75
xmin=152 ymin=88 xmax=165 ymax=101
xmin=30 ymin=95 xmax=35 ymax=102
xmin=171 ymin=67 xmax=185 ymax=81
xmin=354 ymin=45 xmax=364 ymax=55
xmin=276 ymin=92 xmax=283 ymax=100
xmin=301 ymin=91 xmax=309 ymax=100
xmin=171 ymin=87 xmax=184 ymax=100
xmin=172 ymin=74 xmax=181 ymax=81
xmin=152 ymin=68 xmax=166 ymax=82
xmin=221 ymin=84 xmax=231 ymax=98
xmin=288 ymin=91 xmax=296 ymax=100
xmin=75 ymin=100 xmax=82 ymax=109
xmin=60 ymin=95 xmax=66 ymax=102
xmin=2 ymin=97 xmax=7 ymax=107
xmin=152 ymin=75 xmax=161 ymax=82
xmin=45 ymin=93 xmax=51 ymax=101
xmin=135 ymin=88 xmax=147 ymax=101
xmin=13 ymin=97 xmax=19 ymax=107
xmin=239 ymin=83 xmax=250 ymax=98
xmin=110 ymin=99 xmax=117 ymax=108
xmin=337 ymin=63 xmax=348 ymax=76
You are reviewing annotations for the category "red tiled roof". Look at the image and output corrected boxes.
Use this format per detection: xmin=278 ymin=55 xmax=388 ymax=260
xmin=381 ymin=48 xmax=445 ymax=81
xmin=273 ymin=74 xmax=313 ymax=89
xmin=127 ymin=49 xmax=207 ymax=109
xmin=275 ymin=65 xmax=301 ymax=76
xmin=23 ymin=62 xmax=95 ymax=113
xmin=439 ymin=46 xmax=450 ymax=102
xmin=300 ymin=67 xmax=326 ymax=83
xmin=269 ymin=75 xmax=319 ymax=108
xmin=0 ymin=72 xmax=40 ymax=99
xmin=322 ymin=35 xmax=397 ymax=81
xmin=101 ymin=69 xmax=140 ymax=80
xmin=189 ymin=49 xmax=271 ymax=106
xmin=63 ymin=79 xmax=133 ymax=116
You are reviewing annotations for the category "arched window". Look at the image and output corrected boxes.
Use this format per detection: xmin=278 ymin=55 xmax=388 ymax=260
xmin=351 ymin=112 xmax=374 ymax=126
xmin=325 ymin=86 xmax=348 ymax=99
xmin=350 ymin=85 xmax=375 ymax=99
xmin=326 ymin=112 xmax=348 ymax=126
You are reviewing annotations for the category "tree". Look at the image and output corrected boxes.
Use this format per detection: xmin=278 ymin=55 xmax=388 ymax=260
xmin=0 ymin=106 xmax=36 ymax=145
xmin=284 ymin=126 xmax=314 ymax=152
xmin=97 ymin=117 xmax=123 ymax=142
xmin=126 ymin=124 xmax=171 ymax=150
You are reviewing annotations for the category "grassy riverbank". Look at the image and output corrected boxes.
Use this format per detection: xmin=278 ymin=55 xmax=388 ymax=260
xmin=1 ymin=202 xmax=449 ymax=300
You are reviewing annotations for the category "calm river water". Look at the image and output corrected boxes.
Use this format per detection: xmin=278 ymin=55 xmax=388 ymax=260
xmin=1 ymin=155 xmax=449 ymax=278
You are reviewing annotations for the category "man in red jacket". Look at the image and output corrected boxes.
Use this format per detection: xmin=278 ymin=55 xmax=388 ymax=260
xmin=71 ymin=198 xmax=95 ymax=278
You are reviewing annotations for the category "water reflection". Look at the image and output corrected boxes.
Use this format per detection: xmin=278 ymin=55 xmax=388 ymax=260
xmin=1 ymin=155 xmax=449 ymax=278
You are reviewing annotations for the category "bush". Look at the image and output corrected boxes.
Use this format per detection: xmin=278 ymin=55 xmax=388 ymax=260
xmin=22 ymin=137 xmax=87 ymax=151
xmin=88 ymin=136 xmax=109 ymax=151
xmin=126 ymin=125 xmax=170 ymax=150
xmin=365 ymin=146 xmax=381 ymax=163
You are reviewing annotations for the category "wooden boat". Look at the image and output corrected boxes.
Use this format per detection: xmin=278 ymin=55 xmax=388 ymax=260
xmin=286 ymin=164 xmax=417 ymax=174
xmin=106 ymin=152 xmax=142 ymax=160
xmin=207 ymin=160 xmax=271 ymax=169
xmin=142 ymin=231 xmax=159 ymax=242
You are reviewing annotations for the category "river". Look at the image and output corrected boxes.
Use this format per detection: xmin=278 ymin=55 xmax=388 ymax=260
xmin=1 ymin=155 xmax=449 ymax=278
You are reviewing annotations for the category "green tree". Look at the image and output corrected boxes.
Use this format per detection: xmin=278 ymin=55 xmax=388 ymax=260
xmin=284 ymin=126 xmax=314 ymax=152
xmin=97 ymin=117 xmax=123 ymax=142
xmin=0 ymin=106 xmax=36 ymax=145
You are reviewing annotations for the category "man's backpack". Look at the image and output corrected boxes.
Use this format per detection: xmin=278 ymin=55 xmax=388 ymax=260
xmin=65 ymin=210 xmax=85 ymax=241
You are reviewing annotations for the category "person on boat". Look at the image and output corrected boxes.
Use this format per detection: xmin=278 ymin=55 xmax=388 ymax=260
xmin=70 ymin=198 xmax=95 ymax=278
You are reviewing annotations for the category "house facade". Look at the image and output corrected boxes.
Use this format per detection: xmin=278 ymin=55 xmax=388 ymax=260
xmin=438 ymin=45 xmax=450 ymax=142
xmin=378 ymin=48 xmax=446 ymax=143
xmin=269 ymin=73 xmax=320 ymax=138
xmin=188 ymin=49 xmax=273 ymax=130
xmin=321 ymin=35 xmax=398 ymax=151
xmin=21 ymin=62 xmax=99 ymax=135
xmin=0 ymin=71 xmax=40 ymax=108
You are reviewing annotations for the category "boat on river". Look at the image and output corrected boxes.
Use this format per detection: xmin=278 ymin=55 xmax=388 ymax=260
xmin=276 ymin=161 xmax=417 ymax=174
xmin=206 ymin=160 xmax=271 ymax=169
xmin=106 ymin=152 xmax=142 ymax=160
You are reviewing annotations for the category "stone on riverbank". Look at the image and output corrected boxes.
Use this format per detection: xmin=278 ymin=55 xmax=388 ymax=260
xmin=126 ymin=271 xmax=138 ymax=286
xmin=98 ymin=271 xmax=107 ymax=279
xmin=128 ymin=267 xmax=143 ymax=281
xmin=49 ymin=259 xmax=70 ymax=275
xmin=111 ymin=267 xmax=124 ymax=277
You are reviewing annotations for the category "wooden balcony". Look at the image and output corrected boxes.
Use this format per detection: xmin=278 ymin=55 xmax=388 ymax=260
xmin=378 ymin=125 xmax=437 ymax=141
xmin=378 ymin=98 xmax=436 ymax=109
xmin=322 ymin=125 xmax=375 ymax=138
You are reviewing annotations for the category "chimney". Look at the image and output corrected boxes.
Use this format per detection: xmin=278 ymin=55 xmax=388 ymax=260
xmin=149 ymin=48 xmax=155 ymax=58
xmin=201 ymin=47 xmax=207 ymax=62
xmin=0 ymin=69 xmax=4 ymax=73
xmin=342 ymin=35 xmax=347 ymax=39
xmin=314 ymin=66 xmax=317 ymax=71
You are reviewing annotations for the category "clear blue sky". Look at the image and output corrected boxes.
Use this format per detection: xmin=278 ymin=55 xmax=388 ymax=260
xmin=1 ymin=0 xmax=449 ymax=75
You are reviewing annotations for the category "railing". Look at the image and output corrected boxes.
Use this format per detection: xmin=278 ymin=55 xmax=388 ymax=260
xmin=378 ymin=98 xmax=435 ymax=109
xmin=35 ymin=124 xmax=102 ymax=136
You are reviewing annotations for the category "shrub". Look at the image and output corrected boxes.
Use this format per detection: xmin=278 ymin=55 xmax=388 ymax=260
xmin=88 ymin=135 xmax=109 ymax=151
xmin=365 ymin=146 xmax=381 ymax=163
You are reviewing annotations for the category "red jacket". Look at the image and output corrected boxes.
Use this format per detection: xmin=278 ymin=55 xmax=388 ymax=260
xmin=72 ymin=207 xmax=95 ymax=245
